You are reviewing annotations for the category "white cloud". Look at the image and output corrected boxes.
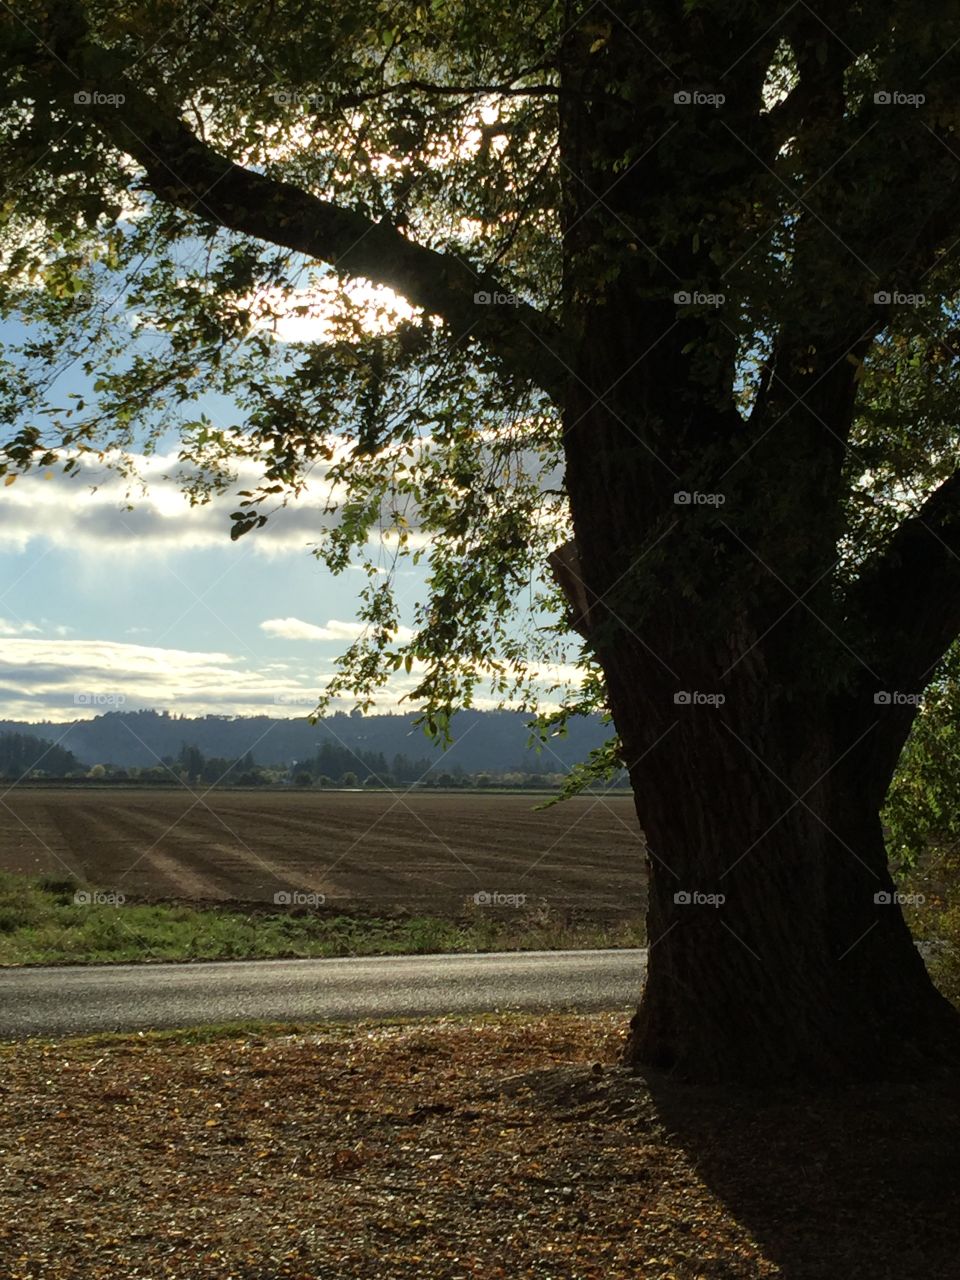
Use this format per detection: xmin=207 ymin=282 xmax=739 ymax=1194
xmin=260 ymin=616 xmax=415 ymax=643
xmin=0 ymin=618 xmax=40 ymax=636
xmin=0 ymin=626 xmax=582 ymax=723
xmin=260 ymin=616 xmax=364 ymax=642
xmin=0 ymin=635 xmax=332 ymax=722
xmin=0 ymin=450 xmax=346 ymax=557
xmin=0 ymin=446 xmax=443 ymax=561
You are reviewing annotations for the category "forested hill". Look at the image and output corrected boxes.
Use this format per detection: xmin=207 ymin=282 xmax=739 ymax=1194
xmin=0 ymin=709 xmax=609 ymax=772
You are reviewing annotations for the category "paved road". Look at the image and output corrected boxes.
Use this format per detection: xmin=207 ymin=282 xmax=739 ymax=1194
xmin=0 ymin=948 xmax=646 ymax=1039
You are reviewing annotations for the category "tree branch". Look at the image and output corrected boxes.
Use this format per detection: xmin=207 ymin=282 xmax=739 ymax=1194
xmin=30 ymin=28 xmax=567 ymax=402
xmin=334 ymin=72 xmax=561 ymax=106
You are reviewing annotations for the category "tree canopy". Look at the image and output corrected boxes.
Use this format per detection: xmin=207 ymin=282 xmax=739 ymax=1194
xmin=2 ymin=1 xmax=959 ymax=845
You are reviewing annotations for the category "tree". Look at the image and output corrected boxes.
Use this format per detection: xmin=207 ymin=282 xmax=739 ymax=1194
xmin=0 ymin=732 xmax=81 ymax=779
xmin=177 ymin=743 xmax=205 ymax=784
xmin=4 ymin=2 xmax=960 ymax=1083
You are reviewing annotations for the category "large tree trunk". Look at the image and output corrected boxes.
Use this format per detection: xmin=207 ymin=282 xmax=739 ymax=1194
xmin=559 ymin=332 xmax=960 ymax=1086
xmin=556 ymin=4 xmax=960 ymax=1083
xmin=617 ymin=690 xmax=960 ymax=1083
xmin=570 ymin=516 xmax=960 ymax=1082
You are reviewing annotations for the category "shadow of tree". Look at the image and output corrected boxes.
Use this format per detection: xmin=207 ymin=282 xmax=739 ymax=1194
xmin=518 ymin=1056 xmax=960 ymax=1278
xmin=645 ymin=1071 xmax=960 ymax=1279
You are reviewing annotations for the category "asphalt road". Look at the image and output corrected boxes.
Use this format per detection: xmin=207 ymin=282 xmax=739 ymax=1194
xmin=0 ymin=948 xmax=646 ymax=1039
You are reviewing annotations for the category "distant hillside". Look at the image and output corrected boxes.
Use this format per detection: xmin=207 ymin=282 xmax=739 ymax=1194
xmin=0 ymin=709 xmax=611 ymax=773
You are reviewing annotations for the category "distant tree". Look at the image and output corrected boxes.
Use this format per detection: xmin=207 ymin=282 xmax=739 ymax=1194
xmin=340 ymin=772 xmax=359 ymax=788
xmin=177 ymin=743 xmax=205 ymax=784
xmin=0 ymin=732 xmax=81 ymax=779
xmin=201 ymin=756 xmax=236 ymax=784
xmin=133 ymin=766 xmax=163 ymax=783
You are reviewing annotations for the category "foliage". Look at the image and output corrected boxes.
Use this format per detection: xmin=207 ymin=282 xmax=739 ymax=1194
xmin=0 ymin=0 xmax=572 ymax=729
xmin=884 ymin=644 xmax=960 ymax=867
xmin=0 ymin=731 xmax=81 ymax=778
xmin=0 ymin=871 xmax=643 ymax=965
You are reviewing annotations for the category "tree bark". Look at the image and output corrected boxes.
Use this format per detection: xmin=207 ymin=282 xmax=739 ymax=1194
xmin=559 ymin=407 xmax=960 ymax=1081
xmin=616 ymin=688 xmax=960 ymax=1083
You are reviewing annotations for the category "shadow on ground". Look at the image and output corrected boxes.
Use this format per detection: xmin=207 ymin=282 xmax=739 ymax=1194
xmin=645 ymin=1071 xmax=960 ymax=1279
xmin=517 ymin=1058 xmax=960 ymax=1278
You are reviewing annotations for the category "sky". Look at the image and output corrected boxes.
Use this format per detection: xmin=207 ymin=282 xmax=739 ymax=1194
xmin=0 ymin=86 xmax=576 ymax=728
xmin=0 ymin=278 xmax=440 ymax=724
xmin=0 ymin=441 xmax=428 ymax=722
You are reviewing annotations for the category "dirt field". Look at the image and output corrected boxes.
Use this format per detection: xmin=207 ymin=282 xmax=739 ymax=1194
xmin=0 ymin=789 xmax=645 ymax=918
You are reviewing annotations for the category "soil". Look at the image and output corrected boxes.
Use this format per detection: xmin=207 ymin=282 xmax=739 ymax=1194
xmin=0 ymin=789 xmax=646 ymax=918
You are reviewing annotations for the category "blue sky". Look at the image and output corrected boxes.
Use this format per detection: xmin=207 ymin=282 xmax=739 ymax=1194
xmin=0 ymin=446 xmax=411 ymax=721
xmin=0 ymin=236 xmax=437 ymax=720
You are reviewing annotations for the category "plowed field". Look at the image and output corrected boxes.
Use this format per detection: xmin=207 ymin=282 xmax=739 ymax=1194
xmin=0 ymin=789 xmax=646 ymax=918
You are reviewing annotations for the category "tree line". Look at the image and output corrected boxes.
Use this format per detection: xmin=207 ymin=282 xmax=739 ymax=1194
xmin=0 ymin=733 xmax=81 ymax=779
xmin=0 ymin=732 xmax=625 ymax=791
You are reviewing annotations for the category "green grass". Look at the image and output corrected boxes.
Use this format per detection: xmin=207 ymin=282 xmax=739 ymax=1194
xmin=0 ymin=872 xmax=644 ymax=966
